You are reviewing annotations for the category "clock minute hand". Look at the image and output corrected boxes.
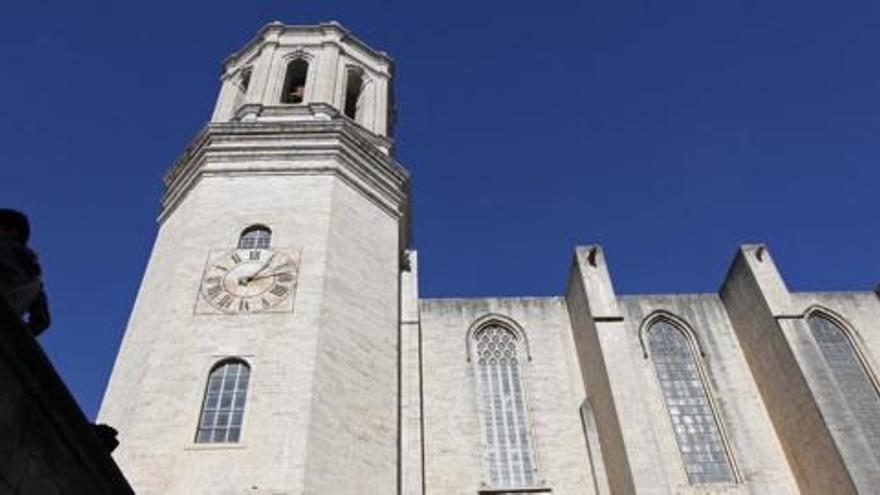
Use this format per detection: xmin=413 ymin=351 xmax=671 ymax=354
xmin=248 ymin=269 xmax=292 ymax=282
xmin=247 ymin=260 xmax=295 ymax=281
xmin=241 ymin=253 xmax=276 ymax=284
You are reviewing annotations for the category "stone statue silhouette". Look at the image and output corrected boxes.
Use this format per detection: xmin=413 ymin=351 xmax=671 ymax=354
xmin=0 ymin=209 xmax=50 ymax=335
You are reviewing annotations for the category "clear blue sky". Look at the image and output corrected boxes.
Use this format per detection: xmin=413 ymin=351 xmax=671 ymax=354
xmin=2 ymin=1 xmax=878 ymax=419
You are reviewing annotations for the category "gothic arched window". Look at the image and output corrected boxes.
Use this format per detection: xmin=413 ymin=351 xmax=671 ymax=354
xmin=807 ymin=312 xmax=880 ymax=461
xmin=238 ymin=225 xmax=271 ymax=249
xmin=343 ymin=68 xmax=365 ymax=120
xmin=473 ymin=323 xmax=536 ymax=488
xmin=647 ymin=320 xmax=734 ymax=484
xmin=195 ymin=359 xmax=250 ymax=443
xmin=281 ymin=59 xmax=309 ymax=104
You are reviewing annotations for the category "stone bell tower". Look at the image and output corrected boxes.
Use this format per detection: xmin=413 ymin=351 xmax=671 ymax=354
xmin=99 ymin=22 xmax=409 ymax=494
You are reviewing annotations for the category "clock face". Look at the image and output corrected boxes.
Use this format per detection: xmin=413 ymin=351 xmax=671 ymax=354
xmin=198 ymin=248 xmax=298 ymax=314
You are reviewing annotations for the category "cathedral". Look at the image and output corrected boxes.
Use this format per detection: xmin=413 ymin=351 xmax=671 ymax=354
xmin=98 ymin=22 xmax=880 ymax=494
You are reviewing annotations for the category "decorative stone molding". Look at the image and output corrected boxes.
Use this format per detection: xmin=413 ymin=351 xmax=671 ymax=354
xmin=223 ymin=21 xmax=393 ymax=71
xmin=637 ymin=310 xmax=707 ymax=359
xmin=161 ymin=112 xmax=409 ymax=235
xmin=281 ymin=48 xmax=314 ymax=62
xmin=465 ymin=313 xmax=533 ymax=362
xmin=802 ymin=305 xmax=880 ymax=388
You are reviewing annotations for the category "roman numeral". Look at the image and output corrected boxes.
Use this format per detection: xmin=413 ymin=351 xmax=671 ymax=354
xmin=276 ymin=272 xmax=293 ymax=283
xmin=231 ymin=253 xmax=242 ymax=264
xmin=206 ymin=285 xmax=222 ymax=298
xmin=249 ymin=250 xmax=261 ymax=260
xmin=217 ymin=295 xmax=233 ymax=309
xmin=270 ymin=285 xmax=289 ymax=297
xmin=261 ymin=297 xmax=271 ymax=308
xmin=205 ymin=276 xmax=221 ymax=285
xmin=239 ymin=299 xmax=250 ymax=312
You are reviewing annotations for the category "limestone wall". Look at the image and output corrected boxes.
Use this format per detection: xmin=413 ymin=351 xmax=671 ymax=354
xmin=419 ymin=297 xmax=594 ymax=494
xmin=100 ymin=149 xmax=404 ymax=493
xmin=785 ymin=291 xmax=880 ymax=491
xmin=620 ymin=294 xmax=798 ymax=494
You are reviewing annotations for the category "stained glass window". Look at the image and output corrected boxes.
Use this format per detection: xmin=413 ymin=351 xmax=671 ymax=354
xmin=648 ymin=320 xmax=733 ymax=484
xmin=195 ymin=360 xmax=250 ymax=443
xmin=808 ymin=314 xmax=880 ymax=462
xmin=474 ymin=324 xmax=535 ymax=488
xmin=238 ymin=225 xmax=271 ymax=249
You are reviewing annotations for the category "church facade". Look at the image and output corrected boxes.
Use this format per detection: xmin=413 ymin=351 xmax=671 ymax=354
xmin=98 ymin=22 xmax=880 ymax=495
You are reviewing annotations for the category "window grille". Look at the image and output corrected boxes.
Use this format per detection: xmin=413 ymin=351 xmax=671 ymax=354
xmin=474 ymin=324 xmax=535 ymax=488
xmin=648 ymin=320 xmax=733 ymax=484
xmin=238 ymin=225 xmax=271 ymax=249
xmin=808 ymin=314 xmax=880 ymax=462
xmin=195 ymin=360 xmax=250 ymax=443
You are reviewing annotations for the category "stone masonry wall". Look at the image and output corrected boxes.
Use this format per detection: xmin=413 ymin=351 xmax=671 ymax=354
xmin=419 ymin=297 xmax=595 ymax=494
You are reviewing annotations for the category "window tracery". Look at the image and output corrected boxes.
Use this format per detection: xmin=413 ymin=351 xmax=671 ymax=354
xmin=473 ymin=323 xmax=536 ymax=488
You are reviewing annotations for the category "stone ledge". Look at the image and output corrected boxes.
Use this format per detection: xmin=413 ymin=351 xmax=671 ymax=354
xmin=223 ymin=21 xmax=394 ymax=72
xmin=477 ymin=487 xmax=552 ymax=494
xmin=183 ymin=442 xmax=248 ymax=451
xmin=160 ymin=115 xmax=411 ymax=227
xmin=229 ymin=102 xmax=394 ymax=153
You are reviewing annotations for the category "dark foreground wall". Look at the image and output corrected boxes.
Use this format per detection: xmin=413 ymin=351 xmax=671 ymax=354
xmin=0 ymin=302 xmax=132 ymax=494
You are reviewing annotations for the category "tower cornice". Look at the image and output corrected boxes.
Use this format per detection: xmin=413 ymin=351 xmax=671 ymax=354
xmin=223 ymin=21 xmax=394 ymax=75
xmin=227 ymin=102 xmax=394 ymax=151
xmin=161 ymin=112 xmax=410 ymax=231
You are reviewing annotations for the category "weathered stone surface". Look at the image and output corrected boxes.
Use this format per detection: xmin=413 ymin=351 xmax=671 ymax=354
xmin=99 ymin=21 xmax=409 ymax=494
xmin=420 ymin=297 xmax=594 ymax=494
xmin=99 ymin=22 xmax=880 ymax=495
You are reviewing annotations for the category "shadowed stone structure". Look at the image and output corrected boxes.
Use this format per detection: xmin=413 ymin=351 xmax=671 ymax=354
xmin=0 ymin=300 xmax=132 ymax=494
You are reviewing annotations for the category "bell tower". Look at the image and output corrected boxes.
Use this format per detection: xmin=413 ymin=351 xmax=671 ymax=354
xmin=211 ymin=21 xmax=395 ymax=141
xmin=99 ymin=22 xmax=409 ymax=494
